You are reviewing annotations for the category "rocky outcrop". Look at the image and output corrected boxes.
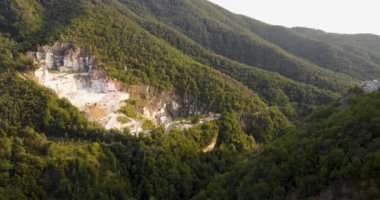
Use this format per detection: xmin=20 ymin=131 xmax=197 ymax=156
xmin=29 ymin=42 xmax=139 ymax=133
xmin=124 ymin=85 xmax=205 ymax=126
xmin=362 ymin=80 xmax=380 ymax=92
xmin=34 ymin=67 xmax=131 ymax=128
xmin=35 ymin=68 xmax=120 ymax=94
xmin=29 ymin=41 xmax=219 ymax=135
xmin=28 ymin=41 xmax=96 ymax=72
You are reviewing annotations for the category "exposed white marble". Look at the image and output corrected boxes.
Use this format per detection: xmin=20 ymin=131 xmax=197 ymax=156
xmin=362 ymin=80 xmax=380 ymax=93
xmin=30 ymin=42 xmax=220 ymax=136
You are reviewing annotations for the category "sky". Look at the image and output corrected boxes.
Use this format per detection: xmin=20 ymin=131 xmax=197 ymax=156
xmin=208 ymin=0 xmax=380 ymax=35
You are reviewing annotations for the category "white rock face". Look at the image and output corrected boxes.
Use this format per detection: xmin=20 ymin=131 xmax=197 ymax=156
xmin=172 ymin=101 xmax=180 ymax=111
xmin=362 ymin=80 xmax=380 ymax=93
xmin=30 ymin=42 xmax=221 ymax=136
xmin=34 ymin=66 xmax=136 ymax=132
xmin=29 ymin=42 xmax=148 ymax=134
xmin=143 ymin=104 xmax=171 ymax=125
xmin=31 ymin=42 xmax=95 ymax=72
xmin=29 ymin=42 xmax=186 ymax=135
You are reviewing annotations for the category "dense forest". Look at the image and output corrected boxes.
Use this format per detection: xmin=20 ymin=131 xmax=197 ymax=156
xmin=196 ymin=91 xmax=380 ymax=200
xmin=0 ymin=0 xmax=379 ymax=199
xmin=119 ymin=0 xmax=357 ymax=93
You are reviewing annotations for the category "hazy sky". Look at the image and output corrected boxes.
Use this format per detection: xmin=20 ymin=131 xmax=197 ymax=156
xmin=208 ymin=0 xmax=380 ymax=35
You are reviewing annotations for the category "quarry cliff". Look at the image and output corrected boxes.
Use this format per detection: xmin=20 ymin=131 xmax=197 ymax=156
xmin=28 ymin=42 xmax=219 ymax=135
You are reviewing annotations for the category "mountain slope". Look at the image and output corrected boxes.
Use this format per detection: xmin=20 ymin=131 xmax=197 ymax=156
xmin=0 ymin=71 xmax=246 ymax=199
xmin=1 ymin=0 xmax=380 ymax=199
xmin=293 ymin=27 xmax=380 ymax=55
xmin=131 ymin=17 xmax=339 ymax=117
xmin=118 ymin=0 xmax=357 ymax=93
xmin=196 ymin=91 xmax=380 ymax=199
xmin=239 ymin=21 xmax=380 ymax=80
xmin=0 ymin=0 xmax=292 ymax=142
xmin=178 ymin=0 xmax=380 ymax=80
xmin=58 ymin=0 xmax=293 ymax=141
xmin=0 ymin=31 xmax=260 ymax=199
xmin=0 ymin=0 xmax=358 ymax=119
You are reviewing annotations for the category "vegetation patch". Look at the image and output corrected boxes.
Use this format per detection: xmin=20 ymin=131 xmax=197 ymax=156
xmin=117 ymin=116 xmax=130 ymax=124
xmin=119 ymin=104 xmax=139 ymax=119
xmin=142 ymin=119 xmax=155 ymax=131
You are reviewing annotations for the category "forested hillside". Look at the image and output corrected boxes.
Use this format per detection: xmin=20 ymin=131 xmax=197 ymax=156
xmin=0 ymin=66 xmax=266 ymax=199
xmin=0 ymin=70 xmax=254 ymax=199
xmin=135 ymin=19 xmax=338 ymax=117
xmin=196 ymin=91 xmax=380 ymax=199
xmin=119 ymin=0 xmax=357 ymax=93
xmin=0 ymin=0 xmax=379 ymax=199
xmin=0 ymin=0 xmax=291 ymax=141
xmin=231 ymin=19 xmax=380 ymax=80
